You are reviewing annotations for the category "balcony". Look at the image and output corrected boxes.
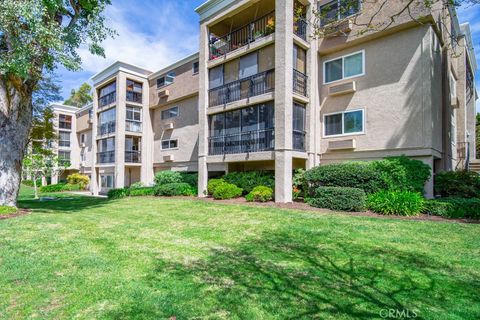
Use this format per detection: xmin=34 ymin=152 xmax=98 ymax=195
xmin=126 ymin=120 xmax=142 ymax=133
xmin=126 ymin=91 xmax=142 ymax=104
xmin=97 ymin=121 xmax=116 ymax=136
xmin=98 ymin=92 xmax=116 ymax=108
xmin=125 ymin=151 xmax=141 ymax=163
xmin=208 ymin=128 xmax=275 ymax=155
xmin=293 ymin=130 xmax=306 ymax=151
xmin=97 ymin=151 xmax=115 ymax=164
xmin=59 ymin=122 xmax=72 ymax=130
xmin=209 ymin=69 xmax=275 ymax=107
xmin=293 ymin=69 xmax=308 ymax=97
xmin=294 ymin=18 xmax=307 ymax=41
xmin=209 ymin=11 xmax=275 ymax=60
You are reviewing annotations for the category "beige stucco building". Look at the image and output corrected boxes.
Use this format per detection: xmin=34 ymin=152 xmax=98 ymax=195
xmin=49 ymin=0 xmax=477 ymax=200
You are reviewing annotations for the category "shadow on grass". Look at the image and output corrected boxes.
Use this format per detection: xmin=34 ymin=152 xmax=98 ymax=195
xmin=107 ymin=230 xmax=480 ymax=319
xmin=18 ymin=195 xmax=110 ymax=213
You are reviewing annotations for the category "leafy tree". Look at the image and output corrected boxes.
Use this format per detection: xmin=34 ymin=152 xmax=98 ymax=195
xmin=64 ymin=82 xmax=93 ymax=107
xmin=0 ymin=0 xmax=114 ymax=207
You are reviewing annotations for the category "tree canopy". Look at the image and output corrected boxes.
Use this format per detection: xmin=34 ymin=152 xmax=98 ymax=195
xmin=64 ymin=82 xmax=93 ymax=107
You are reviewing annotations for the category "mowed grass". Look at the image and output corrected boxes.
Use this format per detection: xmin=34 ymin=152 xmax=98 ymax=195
xmin=0 ymin=187 xmax=479 ymax=319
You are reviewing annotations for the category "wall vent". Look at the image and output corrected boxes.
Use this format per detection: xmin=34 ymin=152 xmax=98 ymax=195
xmin=164 ymin=122 xmax=174 ymax=130
xmin=328 ymin=81 xmax=356 ymax=96
xmin=158 ymin=89 xmax=169 ymax=98
xmin=328 ymin=139 xmax=356 ymax=150
xmin=164 ymin=155 xmax=174 ymax=162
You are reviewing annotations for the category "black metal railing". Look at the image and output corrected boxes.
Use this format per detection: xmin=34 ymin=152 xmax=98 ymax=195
xmin=209 ymin=69 xmax=275 ymax=107
xmin=97 ymin=151 xmax=115 ymax=164
xmin=293 ymin=131 xmax=306 ymax=151
xmin=126 ymin=120 xmax=142 ymax=133
xmin=97 ymin=121 xmax=116 ymax=136
xmin=293 ymin=69 xmax=308 ymax=96
xmin=98 ymin=92 xmax=116 ymax=107
xmin=59 ymin=122 xmax=72 ymax=130
xmin=208 ymin=128 xmax=275 ymax=155
xmin=209 ymin=11 xmax=275 ymax=60
xmin=126 ymin=91 xmax=142 ymax=104
xmin=125 ymin=151 xmax=141 ymax=163
xmin=294 ymin=18 xmax=308 ymax=40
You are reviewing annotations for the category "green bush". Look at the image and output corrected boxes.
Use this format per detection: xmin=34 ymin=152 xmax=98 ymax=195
xmin=129 ymin=187 xmax=155 ymax=197
xmin=129 ymin=182 xmax=145 ymax=190
xmin=292 ymin=169 xmax=306 ymax=200
xmin=367 ymin=191 xmax=424 ymax=216
xmin=180 ymin=173 xmax=198 ymax=187
xmin=39 ymin=183 xmax=80 ymax=193
xmin=67 ymin=173 xmax=90 ymax=190
xmin=107 ymin=188 xmax=130 ymax=199
xmin=436 ymin=198 xmax=480 ymax=219
xmin=213 ymin=183 xmax=243 ymax=200
xmin=207 ymin=178 xmax=226 ymax=195
xmin=154 ymin=171 xmax=183 ymax=186
xmin=223 ymin=171 xmax=274 ymax=194
xmin=306 ymin=187 xmax=366 ymax=212
xmin=155 ymin=183 xmax=196 ymax=197
xmin=422 ymin=200 xmax=454 ymax=217
xmin=246 ymin=186 xmax=274 ymax=202
xmin=0 ymin=206 xmax=17 ymax=215
xmin=22 ymin=179 xmax=42 ymax=187
xmin=435 ymin=171 xmax=480 ymax=198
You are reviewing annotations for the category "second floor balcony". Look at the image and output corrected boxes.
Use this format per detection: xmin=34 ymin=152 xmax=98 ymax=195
xmin=97 ymin=151 xmax=115 ymax=164
xmin=126 ymin=120 xmax=142 ymax=133
xmin=98 ymin=121 xmax=116 ymax=136
xmin=125 ymin=150 xmax=141 ymax=163
xmin=209 ymin=128 xmax=275 ymax=156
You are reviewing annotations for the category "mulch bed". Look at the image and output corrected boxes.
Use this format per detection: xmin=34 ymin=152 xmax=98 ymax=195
xmin=0 ymin=209 xmax=31 ymax=221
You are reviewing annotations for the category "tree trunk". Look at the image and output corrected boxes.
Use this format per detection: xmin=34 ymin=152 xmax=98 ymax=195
xmin=0 ymin=76 xmax=34 ymax=207
xmin=33 ymin=176 xmax=39 ymax=200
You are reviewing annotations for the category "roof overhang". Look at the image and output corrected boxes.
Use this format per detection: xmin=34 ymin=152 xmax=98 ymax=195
xmin=91 ymin=61 xmax=152 ymax=86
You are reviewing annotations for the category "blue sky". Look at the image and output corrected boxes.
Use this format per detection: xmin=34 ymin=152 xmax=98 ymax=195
xmin=58 ymin=0 xmax=480 ymax=112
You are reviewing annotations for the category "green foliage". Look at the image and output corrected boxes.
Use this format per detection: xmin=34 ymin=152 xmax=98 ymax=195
xmin=292 ymin=169 xmax=306 ymax=200
xmin=246 ymin=186 xmax=274 ymax=202
xmin=435 ymin=171 xmax=480 ymax=198
xmin=107 ymin=188 xmax=130 ymax=200
xmin=306 ymin=187 xmax=366 ymax=212
xmin=180 ymin=173 xmax=198 ymax=187
xmin=129 ymin=187 xmax=155 ymax=197
xmin=367 ymin=191 xmax=424 ymax=216
xmin=154 ymin=183 xmax=196 ymax=197
xmin=223 ymin=171 xmax=274 ymax=194
xmin=67 ymin=173 xmax=90 ymax=190
xmin=64 ymin=83 xmax=93 ymax=107
xmin=21 ymin=179 xmax=42 ymax=187
xmin=129 ymin=182 xmax=146 ymax=190
xmin=154 ymin=171 xmax=183 ymax=186
xmin=0 ymin=206 xmax=17 ymax=215
xmin=207 ymin=179 xmax=226 ymax=195
xmin=213 ymin=183 xmax=243 ymax=200
xmin=436 ymin=198 xmax=480 ymax=219
xmin=422 ymin=200 xmax=454 ymax=217
xmin=39 ymin=183 xmax=80 ymax=193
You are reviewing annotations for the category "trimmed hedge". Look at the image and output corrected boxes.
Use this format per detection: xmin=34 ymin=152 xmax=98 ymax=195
xmin=213 ymin=183 xmax=243 ymax=200
xmin=107 ymin=188 xmax=130 ymax=199
xmin=67 ymin=173 xmax=90 ymax=190
xmin=246 ymin=186 xmax=274 ymax=202
xmin=306 ymin=187 xmax=366 ymax=212
xmin=180 ymin=173 xmax=198 ymax=187
xmin=129 ymin=187 xmax=155 ymax=197
xmin=154 ymin=171 xmax=183 ymax=186
xmin=367 ymin=191 xmax=424 ymax=216
xmin=155 ymin=183 xmax=196 ymax=197
xmin=423 ymin=200 xmax=454 ymax=217
xmin=223 ymin=171 xmax=274 ymax=194
xmin=436 ymin=198 xmax=480 ymax=219
xmin=435 ymin=171 xmax=480 ymax=198
xmin=207 ymin=179 xmax=226 ymax=195
xmin=39 ymin=183 xmax=80 ymax=193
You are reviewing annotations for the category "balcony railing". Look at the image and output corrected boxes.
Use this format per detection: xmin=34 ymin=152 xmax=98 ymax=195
xmin=126 ymin=91 xmax=142 ymax=104
xmin=293 ymin=69 xmax=308 ymax=97
xmin=97 ymin=121 xmax=116 ymax=136
xmin=126 ymin=120 xmax=142 ymax=133
xmin=98 ymin=92 xmax=116 ymax=108
xmin=125 ymin=151 xmax=141 ymax=163
xmin=59 ymin=122 xmax=72 ymax=130
xmin=294 ymin=18 xmax=307 ymax=40
xmin=97 ymin=151 xmax=115 ymax=164
xmin=209 ymin=11 xmax=275 ymax=60
xmin=209 ymin=69 xmax=275 ymax=107
xmin=293 ymin=131 xmax=306 ymax=151
xmin=208 ymin=128 xmax=275 ymax=155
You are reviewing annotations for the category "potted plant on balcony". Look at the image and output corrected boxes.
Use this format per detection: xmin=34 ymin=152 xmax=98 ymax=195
xmin=265 ymin=17 xmax=275 ymax=35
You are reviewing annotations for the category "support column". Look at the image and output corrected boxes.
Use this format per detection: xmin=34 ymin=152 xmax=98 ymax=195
xmin=141 ymin=78 xmax=154 ymax=186
xmin=422 ymin=156 xmax=435 ymax=199
xmin=115 ymin=73 xmax=126 ymax=188
xmin=91 ymin=91 xmax=99 ymax=195
xmin=274 ymin=0 xmax=294 ymax=203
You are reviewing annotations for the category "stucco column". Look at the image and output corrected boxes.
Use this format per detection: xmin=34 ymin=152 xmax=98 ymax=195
xmin=115 ymin=74 xmax=126 ymax=188
xmin=421 ymin=156 xmax=434 ymax=199
xmin=274 ymin=0 xmax=294 ymax=203
xmin=197 ymin=23 xmax=210 ymax=197
xmin=141 ymin=78 xmax=154 ymax=186
xmin=51 ymin=173 xmax=58 ymax=185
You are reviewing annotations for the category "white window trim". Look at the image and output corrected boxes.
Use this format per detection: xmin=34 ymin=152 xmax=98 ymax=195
xmin=157 ymin=72 xmax=176 ymax=89
xmin=126 ymin=106 xmax=142 ymax=122
xmin=161 ymin=139 xmax=179 ymax=150
xmin=323 ymin=108 xmax=366 ymax=138
xmin=323 ymin=50 xmax=365 ymax=84
xmin=161 ymin=106 xmax=180 ymax=120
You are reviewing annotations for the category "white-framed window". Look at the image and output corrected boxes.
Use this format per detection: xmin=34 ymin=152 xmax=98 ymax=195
xmin=449 ymin=71 xmax=457 ymax=99
xmin=323 ymin=109 xmax=365 ymax=137
xmin=319 ymin=0 xmax=361 ymax=26
xmin=161 ymin=139 xmax=178 ymax=150
xmin=193 ymin=61 xmax=199 ymax=74
xmin=58 ymin=131 xmax=71 ymax=147
xmin=157 ymin=71 xmax=175 ymax=88
xmin=161 ymin=106 xmax=179 ymax=120
xmin=324 ymin=50 xmax=365 ymax=84
xmin=126 ymin=106 xmax=142 ymax=122
xmin=101 ymin=175 xmax=114 ymax=189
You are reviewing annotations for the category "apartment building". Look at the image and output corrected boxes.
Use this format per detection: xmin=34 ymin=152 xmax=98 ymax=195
xmin=49 ymin=0 xmax=477 ymax=200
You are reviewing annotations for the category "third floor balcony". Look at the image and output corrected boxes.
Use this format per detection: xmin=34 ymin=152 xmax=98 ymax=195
xmin=97 ymin=121 xmax=116 ymax=136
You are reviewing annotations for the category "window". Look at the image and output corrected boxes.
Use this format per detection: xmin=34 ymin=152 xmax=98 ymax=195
xmin=88 ymin=109 xmax=93 ymax=120
xmin=319 ymin=0 xmax=360 ymax=26
xmin=59 ymin=114 xmax=72 ymax=130
xmin=81 ymin=150 xmax=86 ymax=162
xmin=58 ymin=131 xmax=71 ymax=147
xmin=126 ymin=79 xmax=142 ymax=103
xmin=161 ymin=106 xmax=179 ymax=120
xmin=99 ymin=108 xmax=116 ymax=124
xmin=98 ymin=81 xmax=116 ymax=107
xmin=101 ymin=175 xmax=114 ymax=189
xmin=293 ymin=103 xmax=306 ymax=133
xmin=293 ymin=44 xmax=307 ymax=73
xmin=99 ymin=82 xmax=116 ymax=97
xmin=126 ymin=106 xmax=141 ymax=122
xmin=209 ymin=65 xmax=224 ymax=88
xmin=98 ymin=137 xmax=115 ymax=152
xmin=324 ymin=50 xmax=364 ymax=83
xmin=80 ymin=133 xmax=86 ymax=144
xmin=324 ymin=109 xmax=364 ymax=137
xmin=157 ymin=72 xmax=175 ymax=88
xmin=193 ymin=61 xmax=199 ymax=74
xmin=239 ymin=52 xmax=258 ymax=79
xmin=58 ymin=151 xmax=70 ymax=166
xmin=449 ymin=71 xmax=457 ymax=99
xmin=161 ymin=139 xmax=178 ymax=150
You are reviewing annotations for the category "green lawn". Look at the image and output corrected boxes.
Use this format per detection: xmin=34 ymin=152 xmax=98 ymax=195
xmin=0 ymin=187 xmax=479 ymax=319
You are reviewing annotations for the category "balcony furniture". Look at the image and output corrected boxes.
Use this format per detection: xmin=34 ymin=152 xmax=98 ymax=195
xmin=97 ymin=151 xmax=115 ymax=164
xmin=208 ymin=128 xmax=275 ymax=155
xmin=293 ymin=69 xmax=308 ymax=97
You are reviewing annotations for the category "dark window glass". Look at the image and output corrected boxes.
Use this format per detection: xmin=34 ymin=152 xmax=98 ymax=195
xmin=325 ymin=113 xmax=343 ymax=136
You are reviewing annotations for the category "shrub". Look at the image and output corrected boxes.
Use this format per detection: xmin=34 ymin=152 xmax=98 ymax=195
xmin=306 ymin=187 xmax=366 ymax=212
xmin=304 ymin=162 xmax=384 ymax=195
xmin=213 ymin=183 xmax=243 ymax=200
xmin=39 ymin=183 xmax=80 ymax=193
xmin=422 ymin=200 xmax=454 ymax=217
xmin=0 ymin=206 xmax=17 ymax=215
xmin=246 ymin=186 xmax=274 ymax=202
xmin=129 ymin=187 xmax=155 ymax=197
xmin=67 ymin=173 xmax=90 ymax=190
xmin=223 ymin=171 xmax=274 ymax=194
xmin=107 ymin=188 xmax=130 ymax=199
xmin=436 ymin=198 xmax=480 ymax=219
xmin=207 ymin=179 xmax=226 ymax=195
xmin=292 ymin=169 xmax=306 ymax=200
xmin=180 ymin=173 xmax=198 ymax=187
xmin=154 ymin=171 xmax=183 ymax=186
xmin=155 ymin=183 xmax=196 ymax=197
xmin=435 ymin=171 xmax=480 ymax=198
xmin=367 ymin=191 xmax=424 ymax=216
xmin=129 ymin=182 xmax=145 ymax=190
